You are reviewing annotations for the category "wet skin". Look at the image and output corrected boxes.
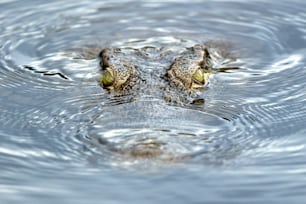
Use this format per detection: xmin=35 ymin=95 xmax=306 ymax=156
xmin=99 ymin=47 xmax=140 ymax=94
xmin=100 ymin=44 xmax=211 ymax=94
xmin=166 ymin=44 xmax=211 ymax=90
xmin=98 ymin=44 xmax=238 ymax=160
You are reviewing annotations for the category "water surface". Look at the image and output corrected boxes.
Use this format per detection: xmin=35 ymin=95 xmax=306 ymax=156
xmin=1 ymin=0 xmax=306 ymax=203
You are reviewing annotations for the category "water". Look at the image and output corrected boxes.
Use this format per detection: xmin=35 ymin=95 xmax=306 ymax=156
xmin=1 ymin=0 xmax=306 ymax=203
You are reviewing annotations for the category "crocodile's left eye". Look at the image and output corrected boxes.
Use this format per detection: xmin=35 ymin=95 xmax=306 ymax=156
xmin=192 ymin=67 xmax=205 ymax=85
xmin=101 ymin=68 xmax=115 ymax=88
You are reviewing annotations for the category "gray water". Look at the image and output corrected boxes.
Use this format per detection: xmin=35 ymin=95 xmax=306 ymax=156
xmin=1 ymin=0 xmax=306 ymax=203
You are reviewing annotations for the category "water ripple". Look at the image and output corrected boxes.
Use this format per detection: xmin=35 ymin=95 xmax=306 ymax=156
xmin=1 ymin=0 xmax=305 ymax=168
xmin=0 ymin=2 xmax=306 ymax=203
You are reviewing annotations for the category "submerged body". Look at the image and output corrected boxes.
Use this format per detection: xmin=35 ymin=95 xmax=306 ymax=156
xmin=94 ymin=43 xmax=238 ymax=161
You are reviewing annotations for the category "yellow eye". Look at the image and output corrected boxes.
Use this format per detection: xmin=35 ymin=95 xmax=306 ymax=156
xmin=101 ymin=69 xmax=114 ymax=87
xmin=192 ymin=68 xmax=205 ymax=84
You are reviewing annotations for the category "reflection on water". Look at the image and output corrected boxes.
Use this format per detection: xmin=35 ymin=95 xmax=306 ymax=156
xmin=1 ymin=0 xmax=306 ymax=203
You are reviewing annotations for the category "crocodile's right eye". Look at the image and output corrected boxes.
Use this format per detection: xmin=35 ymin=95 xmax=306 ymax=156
xmin=101 ymin=68 xmax=114 ymax=88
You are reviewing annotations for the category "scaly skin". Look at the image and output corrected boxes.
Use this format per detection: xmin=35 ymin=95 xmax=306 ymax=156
xmin=100 ymin=45 xmax=211 ymax=95
xmin=166 ymin=44 xmax=211 ymax=90
xmin=99 ymin=47 xmax=140 ymax=94
xmin=97 ymin=45 xmax=232 ymax=160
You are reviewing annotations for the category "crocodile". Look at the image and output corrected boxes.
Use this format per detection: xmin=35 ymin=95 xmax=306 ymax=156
xmin=99 ymin=44 xmax=217 ymax=104
xmin=89 ymin=43 xmax=238 ymax=162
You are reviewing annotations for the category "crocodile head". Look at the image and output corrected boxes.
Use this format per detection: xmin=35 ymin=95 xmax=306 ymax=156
xmin=94 ymin=44 xmax=237 ymax=163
